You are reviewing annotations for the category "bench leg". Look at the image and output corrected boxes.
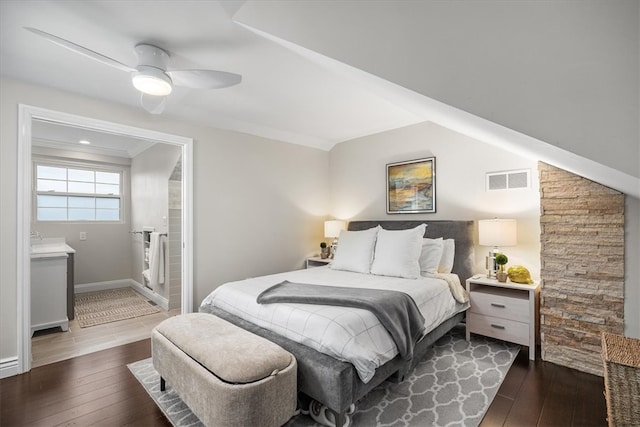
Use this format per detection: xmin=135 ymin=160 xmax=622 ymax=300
xmin=160 ymin=376 xmax=166 ymax=392
xmin=309 ymin=399 xmax=353 ymax=427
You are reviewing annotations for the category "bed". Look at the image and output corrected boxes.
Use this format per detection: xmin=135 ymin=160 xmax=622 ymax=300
xmin=199 ymin=220 xmax=475 ymax=426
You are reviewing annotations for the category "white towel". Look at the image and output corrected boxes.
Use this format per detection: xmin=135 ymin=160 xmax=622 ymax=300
xmin=148 ymin=232 xmax=165 ymax=288
xmin=142 ymin=269 xmax=151 ymax=283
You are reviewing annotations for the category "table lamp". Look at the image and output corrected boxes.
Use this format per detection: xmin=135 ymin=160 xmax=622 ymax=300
xmin=324 ymin=220 xmax=346 ymax=258
xmin=478 ymin=219 xmax=517 ymax=278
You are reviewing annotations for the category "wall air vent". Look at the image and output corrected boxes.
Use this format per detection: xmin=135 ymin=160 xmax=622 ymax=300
xmin=486 ymin=169 xmax=531 ymax=191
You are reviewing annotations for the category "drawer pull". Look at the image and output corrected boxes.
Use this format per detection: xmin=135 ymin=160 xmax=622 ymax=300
xmin=491 ymin=324 xmax=506 ymax=330
xmin=491 ymin=303 xmax=506 ymax=308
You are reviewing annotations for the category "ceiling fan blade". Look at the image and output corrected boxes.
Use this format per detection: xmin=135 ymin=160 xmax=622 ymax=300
xmin=24 ymin=27 xmax=136 ymax=73
xmin=140 ymin=93 xmax=167 ymax=115
xmin=167 ymin=69 xmax=242 ymax=89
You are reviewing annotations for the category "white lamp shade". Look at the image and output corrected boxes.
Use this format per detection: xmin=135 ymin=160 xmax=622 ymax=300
xmin=324 ymin=220 xmax=346 ymax=239
xmin=478 ymin=219 xmax=517 ymax=247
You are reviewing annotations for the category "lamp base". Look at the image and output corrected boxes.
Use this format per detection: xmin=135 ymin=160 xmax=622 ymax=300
xmin=485 ymin=250 xmax=498 ymax=279
xmin=329 ymin=239 xmax=338 ymax=259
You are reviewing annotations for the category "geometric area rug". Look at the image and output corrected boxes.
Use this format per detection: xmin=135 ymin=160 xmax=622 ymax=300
xmin=127 ymin=325 xmax=519 ymax=427
xmin=75 ymin=287 xmax=160 ymax=328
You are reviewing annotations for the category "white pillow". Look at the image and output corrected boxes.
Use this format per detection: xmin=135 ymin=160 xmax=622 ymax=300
xmin=419 ymin=238 xmax=444 ymax=274
xmin=438 ymin=239 xmax=455 ymax=273
xmin=330 ymin=226 xmax=380 ymax=273
xmin=370 ymin=224 xmax=426 ymax=279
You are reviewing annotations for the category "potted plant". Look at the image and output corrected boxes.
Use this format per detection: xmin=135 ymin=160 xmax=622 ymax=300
xmin=495 ymin=253 xmax=509 ymax=282
xmin=320 ymin=242 xmax=329 ymax=259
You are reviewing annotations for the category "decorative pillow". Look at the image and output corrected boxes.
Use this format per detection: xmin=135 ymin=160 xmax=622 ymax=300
xmin=438 ymin=239 xmax=456 ymax=273
xmin=419 ymin=238 xmax=444 ymax=274
xmin=370 ymin=224 xmax=427 ymax=279
xmin=330 ymin=226 xmax=380 ymax=273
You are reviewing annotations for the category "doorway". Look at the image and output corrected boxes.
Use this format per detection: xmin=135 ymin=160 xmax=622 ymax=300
xmin=17 ymin=104 xmax=194 ymax=373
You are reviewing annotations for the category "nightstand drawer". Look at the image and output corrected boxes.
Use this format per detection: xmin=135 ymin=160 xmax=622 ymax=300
xmin=468 ymin=313 xmax=529 ymax=346
xmin=469 ymin=287 xmax=529 ymax=323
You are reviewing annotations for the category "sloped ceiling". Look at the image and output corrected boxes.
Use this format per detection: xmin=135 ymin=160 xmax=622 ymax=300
xmin=234 ymin=0 xmax=640 ymax=196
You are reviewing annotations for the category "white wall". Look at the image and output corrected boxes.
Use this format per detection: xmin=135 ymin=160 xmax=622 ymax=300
xmin=195 ymin=125 xmax=330 ymax=287
xmin=131 ymin=144 xmax=181 ymax=235
xmin=130 ymin=143 xmax=182 ymax=297
xmin=330 ymin=120 xmax=640 ymax=337
xmin=0 ymin=78 xmax=329 ymax=363
xmin=329 ymin=121 xmax=541 ymax=279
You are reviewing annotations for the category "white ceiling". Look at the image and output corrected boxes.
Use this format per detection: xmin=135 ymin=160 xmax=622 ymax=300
xmin=0 ymin=0 xmax=423 ymax=151
xmin=32 ymin=119 xmax=156 ymax=159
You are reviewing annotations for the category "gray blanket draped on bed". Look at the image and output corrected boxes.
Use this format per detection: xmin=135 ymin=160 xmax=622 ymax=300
xmin=256 ymin=280 xmax=426 ymax=361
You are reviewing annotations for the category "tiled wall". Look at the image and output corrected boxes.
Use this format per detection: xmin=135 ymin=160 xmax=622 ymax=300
xmin=168 ymin=207 xmax=182 ymax=310
xmin=539 ymin=162 xmax=624 ymax=376
xmin=168 ymin=159 xmax=182 ymax=310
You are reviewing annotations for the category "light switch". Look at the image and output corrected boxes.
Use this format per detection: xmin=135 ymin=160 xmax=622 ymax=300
xmin=79 ymin=232 xmax=87 ymax=241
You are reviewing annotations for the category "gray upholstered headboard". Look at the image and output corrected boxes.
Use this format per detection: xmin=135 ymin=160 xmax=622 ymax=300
xmin=348 ymin=220 xmax=475 ymax=282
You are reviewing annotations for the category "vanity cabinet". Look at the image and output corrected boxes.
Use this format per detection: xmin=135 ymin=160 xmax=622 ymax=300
xmin=67 ymin=253 xmax=75 ymax=320
xmin=31 ymin=254 xmax=69 ymax=335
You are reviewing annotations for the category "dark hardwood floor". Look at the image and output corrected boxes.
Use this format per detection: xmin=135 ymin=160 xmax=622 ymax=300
xmin=482 ymin=349 xmax=607 ymax=427
xmin=0 ymin=340 xmax=171 ymax=427
xmin=1 ymin=340 xmax=607 ymax=426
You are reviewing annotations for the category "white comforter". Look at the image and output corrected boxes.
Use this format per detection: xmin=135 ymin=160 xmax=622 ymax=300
xmin=200 ymin=266 xmax=468 ymax=383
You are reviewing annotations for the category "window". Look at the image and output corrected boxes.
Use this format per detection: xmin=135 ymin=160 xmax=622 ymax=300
xmin=35 ymin=163 xmax=123 ymax=222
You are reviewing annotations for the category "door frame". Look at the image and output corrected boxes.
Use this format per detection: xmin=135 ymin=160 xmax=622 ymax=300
xmin=17 ymin=104 xmax=194 ymax=373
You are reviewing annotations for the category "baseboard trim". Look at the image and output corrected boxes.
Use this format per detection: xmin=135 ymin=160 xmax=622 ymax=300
xmin=0 ymin=357 xmax=19 ymax=379
xmin=75 ymin=279 xmax=169 ymax=311
xmin=129 ymin=280 xmax=169 ymax=311
xmin=75 ymin=279 xmax=131 ymax=294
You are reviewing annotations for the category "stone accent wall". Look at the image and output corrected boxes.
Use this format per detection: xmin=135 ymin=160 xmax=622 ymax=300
xmin=539 ymin=162 xmax=624 ymax=376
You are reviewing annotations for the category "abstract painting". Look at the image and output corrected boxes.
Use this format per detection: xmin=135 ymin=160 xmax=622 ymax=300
xmin=387 ymin=157 xmax=436 ymax=214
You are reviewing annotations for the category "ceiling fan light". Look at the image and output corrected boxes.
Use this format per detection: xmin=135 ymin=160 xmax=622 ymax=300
xmin=131 ymin=67 xmax=172 ymax=96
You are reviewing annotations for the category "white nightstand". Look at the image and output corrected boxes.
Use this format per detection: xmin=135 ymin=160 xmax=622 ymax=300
xmin=465 ymin=276 xmax=540 ymax=360
xmin=305 ymin=257 xmax=331 ymax=268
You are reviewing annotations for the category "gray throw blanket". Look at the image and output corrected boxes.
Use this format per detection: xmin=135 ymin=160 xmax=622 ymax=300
xmin=256 ymin=281 xmax=426 ymax=361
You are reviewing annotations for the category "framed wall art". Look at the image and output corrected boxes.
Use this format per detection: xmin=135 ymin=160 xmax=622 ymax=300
xmin=386 ymin=157 xmax=436 ymax=214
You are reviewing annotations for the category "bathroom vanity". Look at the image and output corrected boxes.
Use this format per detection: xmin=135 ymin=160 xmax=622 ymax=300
xmin=31 ymin=238 xmax=75 ymax=335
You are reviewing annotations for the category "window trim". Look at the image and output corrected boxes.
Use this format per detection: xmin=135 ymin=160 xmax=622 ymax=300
xmin=33 ymin=157 xmax=128 ymax=224
xmin=485 ymin=169 xmax=531 ymax=192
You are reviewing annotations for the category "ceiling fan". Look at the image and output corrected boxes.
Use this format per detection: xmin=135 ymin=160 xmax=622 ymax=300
xmin=25 ymin=27 xmax=242 ymax=114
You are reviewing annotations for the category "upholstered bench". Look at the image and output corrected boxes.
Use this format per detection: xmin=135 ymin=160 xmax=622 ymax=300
xmin=152 ymin=313 xmax=297 ymax=427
